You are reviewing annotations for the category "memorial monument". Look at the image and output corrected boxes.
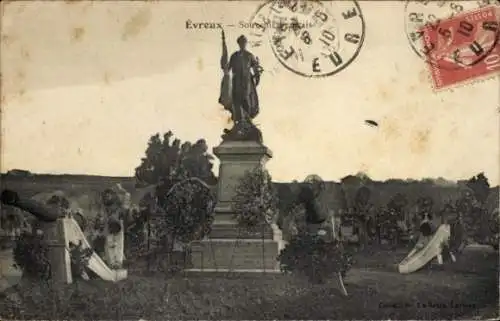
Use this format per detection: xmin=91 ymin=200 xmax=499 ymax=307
xmin=189 ymin=32 xmax=283 ymax=272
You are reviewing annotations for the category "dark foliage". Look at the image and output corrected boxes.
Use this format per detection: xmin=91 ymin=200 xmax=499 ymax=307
xmin=387 ymin=193 xmax=408 ymax=213
xmin=298 ymin=184 xmax=326 ymax=225
xmin=13 ymin=231 xmax=95 ymax=281
xmin=156 ymin=178 xmax=216 ymax=244
xmin=13 ymin=230 xmax=51 ymax=279
xmin=134 ymin=131 xmax=216 ymax=189
xmin=124 ymin=207 xmax=149 ymax=257
xmin=354 ymin=186 xmax=371 ymax=209
xmin=278 ymin=234 xmax=353 ymax=284
xmin=376 ymin=207 xmax=402 ymax=240
xmin=416 ymin=195 xmax=434 ymax=216
xmin=466 ymin=172 xmax=490 ymax=205
xmin=376 ymin=193 xmax=409 ymax=242
xmin=69 ymin=240 xmax=94 ymax=279
xmin=232 ymin=167 xmax=278 ymax=231
xmin=351 ymin=186 xmax=373 ymax=245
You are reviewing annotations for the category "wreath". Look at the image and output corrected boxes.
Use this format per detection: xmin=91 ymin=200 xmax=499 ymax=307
xmin=158 ymin=177 xmax=215 ymax=243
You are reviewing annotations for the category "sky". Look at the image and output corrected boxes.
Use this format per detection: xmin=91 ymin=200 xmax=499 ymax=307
xmin=1 ymin=1 xmax=499 ymax=184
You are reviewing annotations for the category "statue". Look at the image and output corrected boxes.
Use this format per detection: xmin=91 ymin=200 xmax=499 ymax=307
xmin=219 ymin=31 xmax=264 ymax=143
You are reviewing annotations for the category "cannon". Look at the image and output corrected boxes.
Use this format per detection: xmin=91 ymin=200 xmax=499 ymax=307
xmin=1 ymin=190 xmax=62 ymax=222
xmin=1 ymin=189 xmax=74 ymax=284
xmin=1 ymin=189 xmax=87 ymax=232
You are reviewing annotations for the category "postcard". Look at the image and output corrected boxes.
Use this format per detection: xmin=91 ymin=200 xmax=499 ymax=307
xmin=1 ymin=1 xmax=499 ymax=320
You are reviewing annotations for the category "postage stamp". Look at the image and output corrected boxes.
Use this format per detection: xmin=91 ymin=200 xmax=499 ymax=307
xmin=404 ymin=0 xmax=500 ymax=89
xmin=248 ymin=0 xmax=365 ymax=77
xmin=405 ymin=0 xmax=500 ymax=66
xmin=421 ymin=5 xmax=500 ymax=89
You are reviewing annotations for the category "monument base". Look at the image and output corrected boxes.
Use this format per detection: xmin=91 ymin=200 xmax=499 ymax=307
xmin=189 ymin=221 xmax=285 ymax=272
xmin=188 ymin=140 xmax=284 ymax=273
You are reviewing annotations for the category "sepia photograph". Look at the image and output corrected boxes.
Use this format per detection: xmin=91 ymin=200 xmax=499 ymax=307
xmin=1 ymin=0 xmax=499 ymax=319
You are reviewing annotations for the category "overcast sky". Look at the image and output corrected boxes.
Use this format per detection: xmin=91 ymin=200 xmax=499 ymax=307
xmin=1 ymin=1 xmax=499 ymax=184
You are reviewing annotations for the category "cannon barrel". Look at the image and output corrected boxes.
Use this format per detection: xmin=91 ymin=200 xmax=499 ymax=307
xmin=1 ymin=189 xmax=61 ymax=222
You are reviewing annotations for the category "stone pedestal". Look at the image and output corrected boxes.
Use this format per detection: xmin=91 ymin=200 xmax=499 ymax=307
xmin=42 ymin=219 xmax=73 ymax=285
xmin=213 ymin=141 xmax=272 ymax=218
xmin=189 ymin=141 xmax=283 ymax=273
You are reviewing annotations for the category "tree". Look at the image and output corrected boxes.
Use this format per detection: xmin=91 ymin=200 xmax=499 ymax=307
xmin=340 ymin=172 xmax=372 ymax=186
xmin=387 ymin=193 xmax=408 ymax=214
xmin=134 ymin=131 xmax=217 ymax=189
xmin=416 ymin=196 xmax=434 ymax=219
xmin=457 ymin=189 xmax=493 ymax=246
xmin=232 ymin=167 xmax=278 ymax=231
xmin=379 ymin=193 xmax=408 ymax=245
xmin=466 ymin=172 xmax=490 ymax=205
xmin=352 ymin=186 xmax=372 ymax=247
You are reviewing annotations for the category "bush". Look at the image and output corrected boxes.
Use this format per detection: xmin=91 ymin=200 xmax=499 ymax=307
xmin=376 ymin=207 xmax=403 ymax=243
xmin=278 ymin=233 xmax=353 ymax=284
xmin=68 ymin=240 xmax=94 ymax=279
xmin=455 ymin=192 xmax=495 ymax=245
xmin=232 ymin=167 xmax=278 ymax=231
xmin=282 ymin=204 xmax=307 ymax=241
xmin=124 ymin=207 xmax=149 ymax=257
xmin=13 ymin=229 xmax=94 ymax=280
xmin=13 ymin=230 xmax=51 ymax=279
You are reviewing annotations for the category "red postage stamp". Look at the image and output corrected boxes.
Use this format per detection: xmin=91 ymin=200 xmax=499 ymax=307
xmin=420 ymin=5 xmax=500 ymax=90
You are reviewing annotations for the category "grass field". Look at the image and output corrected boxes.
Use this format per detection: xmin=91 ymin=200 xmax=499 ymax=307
xmin=1 ymin=246 xmax=497 ymax=320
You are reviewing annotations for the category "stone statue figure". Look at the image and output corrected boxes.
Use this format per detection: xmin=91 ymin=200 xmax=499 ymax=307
xmin=219 ymin=31 xmax=264 ymax=143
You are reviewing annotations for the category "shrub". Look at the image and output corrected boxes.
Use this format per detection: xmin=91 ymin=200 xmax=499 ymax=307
xmin=13 ymin=229 xmax=94 ymax=280
xmin=13 ymin=230 xmax=51 ymax=279
xmin=282 ymin=203 xmax=307 ymax=241
xmin=456 ymin=193 xmax=493 ymax=244
xmin=278 ymin=233 xmax=353 ymax=284
xmin=376 ymin=207 xmax=403 ymax=243
xmin=68 ymin=240 xmax=94 ymax=279
xmin=124 ymin=207 xmax=149 ymax=257
xmin=232 ymin=167 xmax=278 ymax=231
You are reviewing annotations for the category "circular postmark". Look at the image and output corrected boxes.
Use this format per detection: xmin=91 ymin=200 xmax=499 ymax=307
xmin=247 ymin=2 xmax=283 ymax=76
xmin=248 ymin=0 xmax=365 ymax=77
xmin=404 ymin=0 xmax=500 ymax=70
